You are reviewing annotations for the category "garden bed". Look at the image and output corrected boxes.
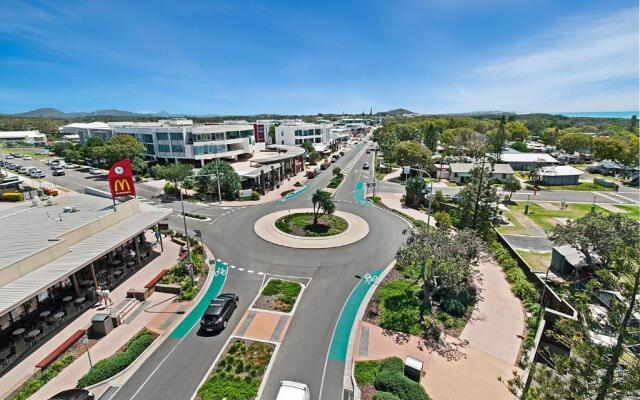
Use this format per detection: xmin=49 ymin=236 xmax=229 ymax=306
xmin=77 ymin=328 xmax=157 ymax=388
xmin=354 ymin=357 xmax=430 ymax=400
xmin=159 ymin=239 xmax=208 ymax=300
xmin=253 ymin=279 xmax=302 ymax=313
xmin=327 ymin=174 xmax=344 ymax=188
xmin=275 ymin=212 xmax=348 ymax=237
xmin=196 ymin=339 xmax=274 ymax=400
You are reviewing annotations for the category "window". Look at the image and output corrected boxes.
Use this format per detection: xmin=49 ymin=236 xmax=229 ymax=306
xmin=172 ymin=144 xmax=185 ymax=154
xmin=170 ymin=132 xmax=183 ymax=141
xmin=144 ymin=144 xmax=155 ymax=155
xmin=158 ymin=144 xmax=171 ymax=153
xmin=315 ymin=137 xmax=322 ymax=143
xmin=315 ymin=129 xmax=321 ymax=135
xmin=156 ymin=132 xmax=169 ymax=141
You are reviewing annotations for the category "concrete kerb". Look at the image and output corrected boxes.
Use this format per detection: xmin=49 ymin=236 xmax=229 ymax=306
xmin=93 ymin=243 xmax=217 ymax=396
xmin=188 ymin=335 xmax=281 ymax=400
xmin=345 ymin=260 xmax=397 ymax=400
xmin=247 ymin=275 xmax=311 ymax=317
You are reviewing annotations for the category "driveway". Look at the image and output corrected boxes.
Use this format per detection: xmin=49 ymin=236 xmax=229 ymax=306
xmin=502 ymin=234 xmax=553 ymax=252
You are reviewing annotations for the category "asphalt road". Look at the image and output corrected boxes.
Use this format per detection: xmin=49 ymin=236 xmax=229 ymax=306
xmin=99 ymin=141 xmax=408 ymax=400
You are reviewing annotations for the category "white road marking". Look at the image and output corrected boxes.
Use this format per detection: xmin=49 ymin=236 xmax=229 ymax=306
xmin=248 ymin=270 xmax=254 ymax=273
xmin=238 ymin=267 xmax=245 ymax=271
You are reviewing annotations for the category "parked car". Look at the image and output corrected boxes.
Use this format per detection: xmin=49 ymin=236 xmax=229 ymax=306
xmin=276 ymin=381 xmax=310 ymax=400
xmin=12 ymin=153 xmax=22 ymax=158
xmin=320 ymin=161 xmax=330 ymax=170
xmin=31 ymin=169 xmax=45 ymax=178
xmin=200 ymin=293 xmax=238 ymax=332
xmin=1 ymin=176 xmax=20 ymax=183
xmin=23 ymin=155 xmax=32 ymax=160
xmin=48 ymin=389 xmax=95 ymax=400
xmin=52 ymin=168 xmax=66 ymax=176
xmin=17 ymin=167 xmax=28 ymax=174
xmin=88 ymin=167 xmax=100 ymax=175
xmin=306 ymin=169 xmax=319 ymax=179
xmin=5 ymin=154 xmax=14 ymax=159
xmin=362 ymin=162 xmax=370 ymax=170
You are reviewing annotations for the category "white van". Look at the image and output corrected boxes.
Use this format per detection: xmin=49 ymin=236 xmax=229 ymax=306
xmin=276 ymin=381 xmax=310 ymax=400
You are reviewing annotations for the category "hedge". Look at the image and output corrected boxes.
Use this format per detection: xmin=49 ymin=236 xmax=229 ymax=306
xmin=76 ymin=330 xmax=154 ymax=388
xmin=379 ymin=356 xmax=404 ymax=373
xmin=374 ymin=369 xmax=430 ymax=400
xmin=354 ymin=360 xmax=381 ymax=386
xmin=1 ymin=192 xmax=23 ymax=202
xmin=373 ymin=392 xmax=401 ymax=400
xmin=10 ymin=353 xmax=76 ymax=400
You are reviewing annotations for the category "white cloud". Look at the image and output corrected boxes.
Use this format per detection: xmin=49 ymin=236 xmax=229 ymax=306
xmin=445 ymin=7 xmax=639 ymax=112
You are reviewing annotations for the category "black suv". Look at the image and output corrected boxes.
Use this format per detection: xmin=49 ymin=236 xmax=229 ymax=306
xmin=200 ymin=293 xmax=238 ymax=332
xmin=49 ymin=389 xmax=94 ymax=400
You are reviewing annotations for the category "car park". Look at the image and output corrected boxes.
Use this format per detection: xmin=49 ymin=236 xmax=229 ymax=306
xmin=48 ymin=388 xmax=95 ymax=400
xmin=276 ymin=381 xmax=310 ymax=400
xmin=200 ymin=293 xmax=238 ymax=332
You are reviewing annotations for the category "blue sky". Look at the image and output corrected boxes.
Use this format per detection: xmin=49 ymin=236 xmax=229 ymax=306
xmin=0 ymin=0 xmax=638 ymax=115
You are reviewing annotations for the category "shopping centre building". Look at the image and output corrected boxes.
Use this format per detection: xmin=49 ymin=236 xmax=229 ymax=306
xmin=0 ymin=194 xmax=170 ymax=374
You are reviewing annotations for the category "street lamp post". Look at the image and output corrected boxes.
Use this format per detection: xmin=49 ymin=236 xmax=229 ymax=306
xmin=82 ymin=334 xmax=93 ymax=370
xmin=178 ymin=172 xmax=222 ymax=286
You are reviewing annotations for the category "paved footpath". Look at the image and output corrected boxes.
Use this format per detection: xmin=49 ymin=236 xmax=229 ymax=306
xmin=354 ymin=257 xmax=524 ymax=400
xmin=1 ymin=235 xmax=184 ymax=400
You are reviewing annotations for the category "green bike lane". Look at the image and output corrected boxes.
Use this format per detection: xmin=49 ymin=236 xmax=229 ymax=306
xmin=111 ymin=259 xmax=265 ymax=400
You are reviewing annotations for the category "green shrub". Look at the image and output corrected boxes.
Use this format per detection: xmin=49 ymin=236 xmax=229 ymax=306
xmin=178 ymin=286 xmax=198 ymax=300
xmin=163 ymin=182 xmax=180 ymax=196
xmin=379 ymin=357 xmax=404 ymax=373
xmin=377 ymin=281 xmax=422 ymax=335
xmin=77 ymin=331 xmax=154 ymax=388
xmin=1 ymin=192 xmax=23 ymax=202
xmin=374 ymin=369 xmax=430 ymax=400
xmin=374 ymin=392 xmax=401 ymax=400
xmin=328 ymin=174 xmax=343 ymax=188
xmin=354 ymin=360 xmax=380 ymax=386
xmin=250 ymin=190 xmax=260 ymax=200
xmin=293 ymin=181 xmax=302 ymax=187
xmin=442 ymin=298 xmax=466 ymax=317
xmin=10 ymin=353 xmax=76 ymax=400
xmin=433 ymin=211 xmax=452 ymax=231
xmin=197 ymin=373 xmax=257 ymax=400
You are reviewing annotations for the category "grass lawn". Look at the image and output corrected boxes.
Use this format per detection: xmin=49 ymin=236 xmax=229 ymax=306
xmin=615 ymin=205 xmax=640 ymax=221
xmin=516 ymin=250 xmax=552 ymax=273
xmin=275 ymin=212 xmax=348 ymax=237
xmin=504 ymin=202 xmax=611 ymax=233
xmin=197 ymin=339 xmax=274 ymax=400
xmin=256 ymin=279 xmax=302 ymax=312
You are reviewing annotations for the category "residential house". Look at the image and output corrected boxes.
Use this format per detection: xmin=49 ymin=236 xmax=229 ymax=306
xmin=448 ymin=163 xmax=514 ymax=184
xmin=498 ymin=152 xmax=559 ymax=170
xmin=537 ymin=165 xmax=583 ymax=186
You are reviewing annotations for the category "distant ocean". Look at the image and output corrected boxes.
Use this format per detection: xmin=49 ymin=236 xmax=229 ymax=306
xmin=559 ymin=111 xmax=639 ymax=119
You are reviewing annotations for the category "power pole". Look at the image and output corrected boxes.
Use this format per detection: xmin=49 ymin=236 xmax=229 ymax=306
xmin=471 ymin=157 xmax=486 ymax=230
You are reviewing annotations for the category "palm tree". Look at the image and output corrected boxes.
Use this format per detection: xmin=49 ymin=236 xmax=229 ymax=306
xmin=311 ymin=189 xmax=335 ymax=225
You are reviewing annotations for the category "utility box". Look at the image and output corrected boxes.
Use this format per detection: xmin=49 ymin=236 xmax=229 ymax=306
xmin=404 ymin=356 xmax=423 ymax=382
xmin=91 ymin=313 xmax=114 ymax=338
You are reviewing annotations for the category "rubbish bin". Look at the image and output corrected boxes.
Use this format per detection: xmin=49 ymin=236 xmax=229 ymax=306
xmin=91 ymin=313 xmax=114 ymax=338
xmin=404 ymin=356 xmax=423 ymax=382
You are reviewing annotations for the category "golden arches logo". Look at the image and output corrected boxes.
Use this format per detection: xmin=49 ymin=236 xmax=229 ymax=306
xmin=114 ymin=179 xmax=132 ymax=193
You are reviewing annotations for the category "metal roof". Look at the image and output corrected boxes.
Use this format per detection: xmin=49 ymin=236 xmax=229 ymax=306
xmin=499 ymin=153 xmax=558 ymax=163
xmin=0 ymin=195 xmax=115 ymax=270
xmin=0 ymin=205 xmax=170 ymax=317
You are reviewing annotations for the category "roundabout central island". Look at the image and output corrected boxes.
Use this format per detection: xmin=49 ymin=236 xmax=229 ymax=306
xmin=254 ymin=208 xmax=370 ymax=249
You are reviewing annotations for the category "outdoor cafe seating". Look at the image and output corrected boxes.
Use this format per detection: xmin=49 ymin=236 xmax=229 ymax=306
xmin=0 ymin=232 xmax=157 ymax=375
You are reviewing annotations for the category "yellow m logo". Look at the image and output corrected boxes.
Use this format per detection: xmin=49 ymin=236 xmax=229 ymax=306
xmin=114 ymin=179 xmax=131 ymax=193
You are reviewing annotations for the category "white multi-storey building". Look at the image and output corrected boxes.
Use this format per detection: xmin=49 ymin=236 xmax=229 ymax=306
xmin=59 ymin=119 xmax=256 ymax=166
xmin=275 ymin=123 xmax=332 ymax=146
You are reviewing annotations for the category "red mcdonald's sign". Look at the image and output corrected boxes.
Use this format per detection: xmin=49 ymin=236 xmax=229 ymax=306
xmin=108 ymin=159 xmax=136 ymax=198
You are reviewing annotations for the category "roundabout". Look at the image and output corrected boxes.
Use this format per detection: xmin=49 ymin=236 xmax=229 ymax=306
xmin=254 ymin=208 xmax=370 ymax=248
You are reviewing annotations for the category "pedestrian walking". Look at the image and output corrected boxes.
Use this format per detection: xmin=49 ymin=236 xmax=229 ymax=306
xmin=102 ymin=287 xmax=112 ymax=306
xmin=154 ymin=229 xmax=161 ymax=244
xmin=96 ymin=286 xmax=104 ymax=306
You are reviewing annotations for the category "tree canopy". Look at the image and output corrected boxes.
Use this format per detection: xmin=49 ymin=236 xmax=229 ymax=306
xmin=194 ymin=160 xmax=241 ymax=201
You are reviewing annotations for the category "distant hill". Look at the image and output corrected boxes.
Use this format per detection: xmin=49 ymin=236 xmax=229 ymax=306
xmin=11 ymin=108 xmax=177 ymax=118
xmin=377 ymin=108 xmax=416 ymax=116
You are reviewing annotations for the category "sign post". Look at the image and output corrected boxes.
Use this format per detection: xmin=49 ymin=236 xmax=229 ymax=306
xmin=107 ymin=160 xmax=136 ymax=210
